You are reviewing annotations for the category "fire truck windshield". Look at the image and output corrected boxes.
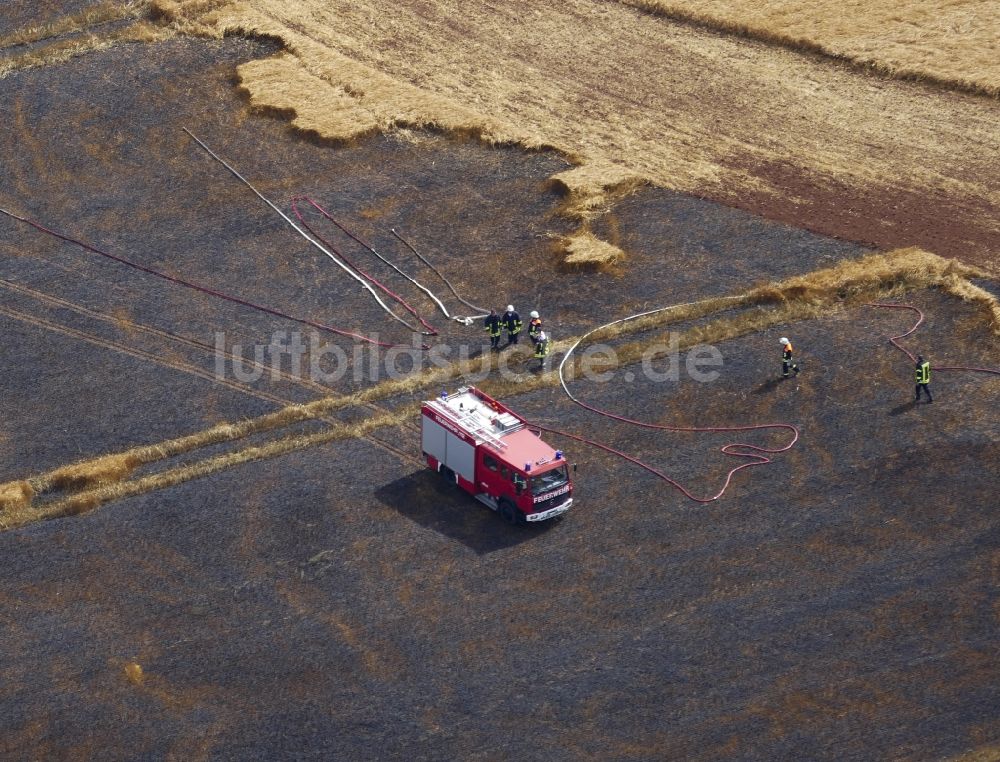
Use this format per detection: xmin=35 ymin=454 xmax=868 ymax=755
xmin=531 ymin=465 xmax=569 ymax=496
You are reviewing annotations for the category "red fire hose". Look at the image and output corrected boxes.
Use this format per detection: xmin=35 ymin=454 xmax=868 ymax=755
xmin=290 ymin=196 xmax=439 ymax=336
xmin=534 ymin=299 xmax=998 ymax=504
xmin=0 ymin=206 xmax=405 ymax=349
xmin=538 ymin=298 xmax=799 ymax=503
xmin=867 ymin=302 xmax=1000 ymax=376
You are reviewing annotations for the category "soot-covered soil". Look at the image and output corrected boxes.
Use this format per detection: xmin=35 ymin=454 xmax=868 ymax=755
xmin=0 ymin=28 xmax=997 ymax=762
xmin=1 ymin=293 xmax=997 ymax=760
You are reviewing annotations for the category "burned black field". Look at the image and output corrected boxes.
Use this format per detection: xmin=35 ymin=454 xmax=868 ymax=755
xmin=1 ymin=30 xmax=998 ymax=762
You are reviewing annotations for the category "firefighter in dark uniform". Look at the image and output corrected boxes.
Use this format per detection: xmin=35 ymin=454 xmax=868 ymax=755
xmin=915 ymin=354 xmax=933 ymax=403
xmin=528 ymin=310 xmax=543 ymax=345
xmin=503 ymin=305 xmax=522 ymax=346
xmin=484 ymin=308 xmax=503 ymax=350
xmin=780 ymin=337 xmax=799 ymax=378
xmin=534 ymin=330 xmax=550 ymax=368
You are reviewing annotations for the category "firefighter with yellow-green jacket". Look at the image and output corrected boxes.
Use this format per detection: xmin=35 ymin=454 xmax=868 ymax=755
xmin=534 ymin=329 xmax=550 ymax=368
xmin=484 ymin=308 xmax=503 ymax=350
xmin=915 ymin=354 xmax=933 ymax=403
xmin=502 ymin=305 xmax=522 ymax=346
xmin=528 ymin=311 xmax=543 ymax=344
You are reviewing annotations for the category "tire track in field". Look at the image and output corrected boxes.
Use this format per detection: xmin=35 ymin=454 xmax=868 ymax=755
xmin=22 ymin=405 xmax=421 ymax=529
xmin=0 ymin=221 xmax=328 ymax=351
xmin=0 ymin=301 xmax=294 ymax=406
xmin=0 ymin=299 xmax=421 ymax=476
xmin=0 ymin=277 xmax=341 ymax=397
xmin=0 ymin=278 xmax=425 ymax=445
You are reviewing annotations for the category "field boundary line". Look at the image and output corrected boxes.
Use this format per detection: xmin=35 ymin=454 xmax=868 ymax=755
xmin=614 ymin=0 xmax=1000 ymax=100
xmin=0 ymin=277 xmax=343 ymax=398
xmin=0 ymin=302 xmax=295 ymax=406
xmin=0 ymin=1 xmax=151 ymax=53
xmin=5 ymin=405 xmax=421 ymax=529
xmin=2 ymin=248 xmax=996 ymax=528
xmin=0 ymin=301 xmax=418 ymax=495
xmin=0 ymin=20 xmax=168 ymax=80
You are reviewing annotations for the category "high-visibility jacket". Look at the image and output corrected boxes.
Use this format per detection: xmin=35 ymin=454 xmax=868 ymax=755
xmin=503 ymin=310 xmax=522 ymax=335
xmin=782 ymin=342 xmax=794 ymax=361
xmin=915 ymin=360 xmax=931 ymax=384
xmin=484 ymin=313 xmax=503 ymax=337
xmin=534 ymin=336 xmax=549 ymax=359
xmin=528 ymin=317 xmax=543 ymax=340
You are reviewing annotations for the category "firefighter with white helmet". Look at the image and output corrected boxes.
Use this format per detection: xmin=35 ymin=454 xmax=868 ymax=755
xmin=528 ymin=310 xmax=543 ymax=345
xmin=780 ymin=337 xmax=800 ymax=378
xmin=534 ymin=329 xmax=550 ymax=367
xmin=502 ymin=305 xmax=522 ymax=346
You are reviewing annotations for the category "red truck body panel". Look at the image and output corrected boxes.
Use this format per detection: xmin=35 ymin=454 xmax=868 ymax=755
xmin=421 ymin=386 xmax=573 ymax=522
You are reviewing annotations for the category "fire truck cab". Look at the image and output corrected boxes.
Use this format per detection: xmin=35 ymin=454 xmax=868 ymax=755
xmin=421 ymin=386 xmax=573 ymax=524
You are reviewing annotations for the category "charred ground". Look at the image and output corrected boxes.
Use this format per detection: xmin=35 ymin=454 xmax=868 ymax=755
xmin=0 ymin=19 xmax=998 ymax=762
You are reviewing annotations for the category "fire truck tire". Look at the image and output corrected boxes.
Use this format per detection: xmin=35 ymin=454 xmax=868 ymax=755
xmin=499 ymin=498 xmax=520 ymax=525
xmin=440 ymin=466 xmax=457 ymax=486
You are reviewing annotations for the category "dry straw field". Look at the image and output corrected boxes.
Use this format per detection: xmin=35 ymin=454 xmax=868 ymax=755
xmin=622 ymin=0 xmax=1000 ymax=96
xmin=0 ymin=1 xmax=167 ymax=79
xmin=147 ymin=0 xmax=1000 ymax=268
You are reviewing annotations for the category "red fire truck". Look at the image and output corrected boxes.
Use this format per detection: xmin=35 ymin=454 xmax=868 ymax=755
xmin=421 ymin=386 xmax=574 ymax=524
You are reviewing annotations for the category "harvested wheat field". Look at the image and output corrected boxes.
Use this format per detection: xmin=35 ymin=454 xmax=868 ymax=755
xmin=0 ymin=0 xmax=998 ymax=759
xmin=150 ymin=0 xmax=1000 ymax=270
xmin=621 ymin=0 xmax=1000 ymax=96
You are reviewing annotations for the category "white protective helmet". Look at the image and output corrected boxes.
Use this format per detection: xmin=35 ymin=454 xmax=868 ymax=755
xmin=779 ymin=337 xmax=789 ymax=345
xmin=537 ymin=330 xmax=547 ymax=341
xmin=506 ymin=305 xmax=514 ymax=312
xmin=530 ymin=310 xmax=539 ymax=319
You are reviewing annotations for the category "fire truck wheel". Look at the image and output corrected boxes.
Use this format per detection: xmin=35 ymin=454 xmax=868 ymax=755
xmin=439 ymin=466 xmax=457 ymax=486
xmin=499 ymin=498 xmax=520 ymax=525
